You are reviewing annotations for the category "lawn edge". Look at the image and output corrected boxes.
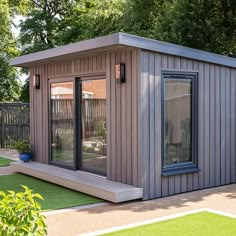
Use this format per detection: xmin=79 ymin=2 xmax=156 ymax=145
xmin=78 ymin=208 xmax=236 ymax=236
xmin=0 ymin=155 xmax=17 ymax=161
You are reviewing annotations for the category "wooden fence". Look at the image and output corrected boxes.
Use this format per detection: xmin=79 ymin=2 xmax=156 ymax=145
xmin=0 ymin=103 xmax=30 ymax=148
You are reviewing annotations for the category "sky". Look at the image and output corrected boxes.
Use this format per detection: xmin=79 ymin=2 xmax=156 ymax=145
xmin=11 ymin=15 xmax=24 ymax=37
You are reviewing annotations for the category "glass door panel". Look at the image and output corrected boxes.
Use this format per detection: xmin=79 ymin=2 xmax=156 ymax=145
xmin=80 ymin=79 xmax=107 ymax=175
xmin=50 ymin=82 xmax=75 ymax=168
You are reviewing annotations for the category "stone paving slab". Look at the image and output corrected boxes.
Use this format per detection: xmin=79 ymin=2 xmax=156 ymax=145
xmin=46 ymin=184 xmax=236 ymax=236
xmin=0 ymin=149 xmax=19 ymax=160
xmin=0 ymin=149 xmax=18 ymax=175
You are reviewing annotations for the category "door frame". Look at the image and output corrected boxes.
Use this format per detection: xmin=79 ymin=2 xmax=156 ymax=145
xmin=48 ymin=74 xmax=107 ymax=175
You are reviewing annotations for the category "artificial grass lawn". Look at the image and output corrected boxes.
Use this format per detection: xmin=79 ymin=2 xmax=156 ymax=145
xmin=104 ymin=212 xmax=236 ymax=236
xmin=0 ymin=174 xmax=103 ymax=211
xmin=0 ymin=156 xmax=15 ymax=166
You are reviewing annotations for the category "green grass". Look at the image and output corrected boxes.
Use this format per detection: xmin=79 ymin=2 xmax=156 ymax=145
xmin=0 ymin=174 xmax=103 ymax=211
xmin=104 ymin=212 xmax=236 ymax=236
xmin=0 ymin=156 xmax=15 ymax=166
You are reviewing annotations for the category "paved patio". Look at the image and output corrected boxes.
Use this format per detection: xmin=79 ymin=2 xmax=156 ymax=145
xmin=0 ymin=149 xmax=18 ymax=175
xmin=1 ymin=149 xmax=236 ymax=236
xmin=45 ymin=183 xmax=236 ymax=236
xmin=0 ymin=149 xmax=19 ymax=161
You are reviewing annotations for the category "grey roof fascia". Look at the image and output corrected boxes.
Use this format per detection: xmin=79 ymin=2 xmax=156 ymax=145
xmin=10 ymin=32 xmax=236 ymax=68
xmin=119 ymin=33 xmax=236 ymax=68
xmin=10 ymin=33 xmax=120 ymax=67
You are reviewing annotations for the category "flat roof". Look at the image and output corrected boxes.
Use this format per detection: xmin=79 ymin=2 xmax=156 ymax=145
xmin=10 ymin=32 xmax=236 ymax=68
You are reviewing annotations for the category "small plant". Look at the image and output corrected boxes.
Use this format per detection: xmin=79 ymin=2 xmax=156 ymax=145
xmin=13 ymin=140 xmax=31 ymax=154
xmin=0 ymin=185 xmax=47 ymax=236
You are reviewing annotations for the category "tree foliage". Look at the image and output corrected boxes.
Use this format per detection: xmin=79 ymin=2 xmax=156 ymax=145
xmin=153 ymin=0 xmax=236 ymax=55
xmin=14 ymin=0 xmax=126 ymax=53
xmin=0 ymin=0 xmax=20 ymax=101
xmin=70 ymin=0 xmax=125 ymax=42
xmin=15 ymin=0 xmax=236 ymax=56
xmin=13 ymin=0 xmax=80 ymax=53
xmin=121 ymin=0 xmax=162 ymax=37
xmin=19 ymin=77 xmax=29 ymax=102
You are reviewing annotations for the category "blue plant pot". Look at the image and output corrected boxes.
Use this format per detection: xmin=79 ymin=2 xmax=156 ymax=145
xmin=19 ymin=152 xmax=32 ymax=162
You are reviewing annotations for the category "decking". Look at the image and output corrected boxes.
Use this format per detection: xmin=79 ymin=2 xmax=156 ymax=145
xmin=10 ymin=161 xmax=143 ymax=203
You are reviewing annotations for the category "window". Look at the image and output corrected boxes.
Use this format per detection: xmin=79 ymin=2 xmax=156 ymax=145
xmin=162 ymin=72 xmax=198 ymax=175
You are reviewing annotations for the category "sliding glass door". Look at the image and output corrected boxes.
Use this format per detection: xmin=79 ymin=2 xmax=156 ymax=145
xmin=80 ymin=79 xmax=107 ymax=175
xmin=50 ymin=81 xmax=75 ymax=169
xmin=49 ymin=77 xmax=107 ymax=175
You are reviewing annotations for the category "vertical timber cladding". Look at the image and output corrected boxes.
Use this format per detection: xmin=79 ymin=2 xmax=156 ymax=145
xmin=30 ymin=65 xmax=48 ymax=163
xmin=30 ymin=49 xmax=141 ymax=187
xmin=106 ymin=48 xmax=141 ymax=187
xmin=140 ymin=49 xmax=236 ymax=200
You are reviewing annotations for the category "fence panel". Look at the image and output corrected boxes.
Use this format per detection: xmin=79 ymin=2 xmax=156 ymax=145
xmin=0 ymin=103 xmax=30 ymax=148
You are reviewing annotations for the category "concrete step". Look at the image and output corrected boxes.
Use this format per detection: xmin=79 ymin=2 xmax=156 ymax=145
xmin=10 ymin=161 xmax=143 ymax=203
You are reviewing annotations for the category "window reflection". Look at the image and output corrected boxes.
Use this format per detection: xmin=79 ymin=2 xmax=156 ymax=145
xmin=164 ymin=79 xmax=192 ymax=165
xmin=81 ymin=79 xmax=107 ymax=175
xmin=50 ymin=82 xmax=74 ymax=168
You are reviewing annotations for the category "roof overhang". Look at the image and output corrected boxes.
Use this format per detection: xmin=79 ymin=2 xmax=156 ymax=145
xmin=10 ymin=32 xmax=236 ymax=68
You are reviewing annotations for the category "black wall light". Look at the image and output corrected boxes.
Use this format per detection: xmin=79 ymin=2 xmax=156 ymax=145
xmin=115 ymin=63 xmax=126 ymax=83
xmin=33 ymin=74 xmax=40 ymax=89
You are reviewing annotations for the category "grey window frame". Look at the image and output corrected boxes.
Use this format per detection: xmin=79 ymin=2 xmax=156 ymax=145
xmin=161 ymin=71 xmax=199 ymax=176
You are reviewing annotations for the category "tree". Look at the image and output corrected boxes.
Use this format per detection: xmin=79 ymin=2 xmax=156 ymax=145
xmin=153 ymin=0 xmax=236 ymax=55
xmin=121 ymin=0 xmax=163 ymax=37
xmin=19 ymin=77 xmax=29 ymax=102
xmin=0 ymin=0 xmax=20 ymax=101
xmin=14 ymin=0 xmax=81 ymax=53
xmin=16 ymin=0 xmax=125 ymax=52
xmin=65 ymin=0 xmax=125 ymax=42
xmin=14 ymin=0 xmax=236 ymax=57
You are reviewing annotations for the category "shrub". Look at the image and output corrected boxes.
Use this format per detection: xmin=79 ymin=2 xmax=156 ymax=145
xmin=0 ymin=185 xmax=47 ymax=236
xmin=13 ymin=140 xmax=31 ymax=154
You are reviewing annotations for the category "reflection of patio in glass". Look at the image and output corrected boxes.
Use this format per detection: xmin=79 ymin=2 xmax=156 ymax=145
xmin=52 ymin=145 xmax=106 ymax=173
xmin=52 ymin=148 xmax=103 ymax=161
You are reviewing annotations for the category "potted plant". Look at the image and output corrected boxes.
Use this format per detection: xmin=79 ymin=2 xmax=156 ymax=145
xmin=13 ymin=140 xmax=32 ymax=162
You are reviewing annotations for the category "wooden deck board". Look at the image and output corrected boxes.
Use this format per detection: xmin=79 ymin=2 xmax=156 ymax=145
xmin=10 ymin=162 xmax=143 ymax=203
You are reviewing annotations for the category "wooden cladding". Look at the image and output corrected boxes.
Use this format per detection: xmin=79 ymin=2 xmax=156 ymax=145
xmin=30 ymin=48 xmax=141 ymax=187
xmin=106 ymin=49 xmax=140 ymax=187
xmin=74 ymin=54 xmax=106 ymax=74
xmin=45 ymin=54 xmax=106 ymax=77
xmin=140 ymin=50 xmax=236 ymax=199
xmin=30 ymin=65 xmax=48 ymax=164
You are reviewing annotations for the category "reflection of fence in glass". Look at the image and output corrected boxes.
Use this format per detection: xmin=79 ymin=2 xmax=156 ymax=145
xmin=0 ymin=103 xmax=30 ymax=148
xmin=81 ymin=99 xmax=106 ymax=138
xmin=51 ymin=98 xmax=106 ymax=139
xmin=51 ymin=99 xmax=73 ymax=120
